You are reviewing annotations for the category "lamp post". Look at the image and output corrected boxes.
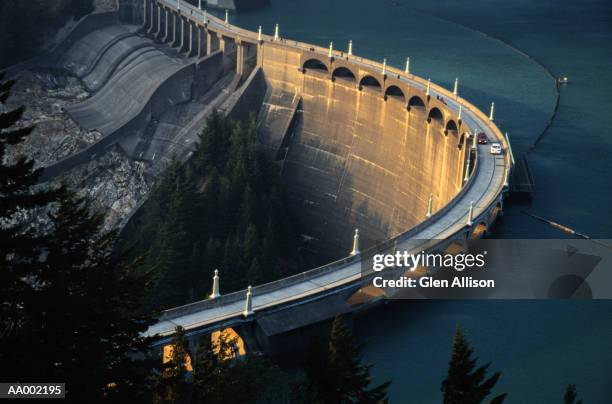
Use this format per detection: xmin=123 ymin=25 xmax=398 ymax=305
xmin=350 ymin=229 xmax=360 ymax=256
xmin=210 ymin=269 xmax=220 ymax=299
xmin=243 ymin=286 xmax=254 ymax=317
xmin=466 ymin=201 xmax=474 ymax=226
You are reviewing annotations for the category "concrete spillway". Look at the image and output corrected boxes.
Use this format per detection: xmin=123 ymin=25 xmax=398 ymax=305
xmin=62 ymin=25 xmax=190 ymax=136
xmin=36 ymin=19 xmax=223 ymax=181
xmin=57 ymin=25 xmax=141 ymax=78
xmin=66 ymin=50 xmax=188 ymax=135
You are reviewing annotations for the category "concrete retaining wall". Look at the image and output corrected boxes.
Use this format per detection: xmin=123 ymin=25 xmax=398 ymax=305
xmin=194 ymin=51 xmax=224 ymax=97
xmin=224 ymin=67 xmax=267 ymax=122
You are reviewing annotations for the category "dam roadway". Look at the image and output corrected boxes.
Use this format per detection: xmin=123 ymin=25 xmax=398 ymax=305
xmin=143 ymin=0 xmax=512 ymax=350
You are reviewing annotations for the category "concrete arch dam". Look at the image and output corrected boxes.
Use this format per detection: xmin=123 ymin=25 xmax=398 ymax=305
xmin=33 ymin=0 xmax=512 ymax=353
xmin=136 ymin=0 xmax=512 ymax=355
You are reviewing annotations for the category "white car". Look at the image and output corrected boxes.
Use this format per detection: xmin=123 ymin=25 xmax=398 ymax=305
xmin=490 ymin=143 xmax=502 ymax=155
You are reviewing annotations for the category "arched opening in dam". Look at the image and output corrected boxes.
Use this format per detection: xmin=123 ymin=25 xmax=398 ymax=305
xmin=332 ymin=66 xmax=356 ymax=83
xmin=445 ymin=119 xmax=459 ymax=136
xmin=384 ymin=85 xmax=406 ymax=102
xmin=358 ymin=74 xmax=382 ymax=91
xmin=303 ymin=58 xmax=329 ymax=73
xmin=427 ymin=107 xmax=444 ymax=126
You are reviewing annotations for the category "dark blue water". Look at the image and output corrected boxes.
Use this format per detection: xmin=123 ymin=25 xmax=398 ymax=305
xmin=356 ymin=300 xmax=612 ymax=403
xmin=228 ymin=1 xmax=612 ymax=402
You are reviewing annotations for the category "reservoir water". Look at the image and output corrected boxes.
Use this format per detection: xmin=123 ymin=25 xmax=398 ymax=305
xmin=225 ymin=1 xmax=612 ymax=402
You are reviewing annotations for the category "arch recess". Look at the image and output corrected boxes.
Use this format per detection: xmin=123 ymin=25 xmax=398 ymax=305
xmin=359 ymin=75 xmax=382 ymax=90
xmin=303 ymin=58 xmax=329 ymax=73
xmin=427 ymin=107 xmax=444 ymax=125
xmin=384 ymin=85 xmax=406 ymax=102
xmin=408 ymin=95 xmax=426 ymax=110
xmin=332 ymin=66 xmax=356 ymax=82
xmin=445 ymin=119 xmax=459 ymax=136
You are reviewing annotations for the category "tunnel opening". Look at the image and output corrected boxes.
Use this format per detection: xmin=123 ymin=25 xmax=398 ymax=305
xmin=427 ymin=107 xmax=444 ymax=125
xmin=359 ymin=75 xmax=382 ymax=91
xmin=332 ymin=66 xmax=356 ymax=82
xmin=408 ymin=95 xmax=425 ymax=111
xmin=303 ymin=58 xmax=329 ymax=73
xmin=384 ymin=85 xmax=406 ymax=102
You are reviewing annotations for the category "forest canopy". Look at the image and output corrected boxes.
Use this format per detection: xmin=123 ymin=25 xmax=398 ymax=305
xmin=123 ymin=112 xmax=306 ymax=310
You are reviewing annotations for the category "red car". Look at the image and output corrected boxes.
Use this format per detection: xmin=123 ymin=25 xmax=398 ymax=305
xmin=477 ymin=132 xmax=488 ymax=144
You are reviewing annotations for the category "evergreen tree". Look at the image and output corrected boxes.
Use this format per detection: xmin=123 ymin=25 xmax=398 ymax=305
xmin=229 ymin=351 xmax=279 ymax=403
xmin=36 ymin=189 xmax=155 ymax=402
xmin=147 ymin=162 xmax=193 ymax=309
xmin=441 ymin=326 xmax=507 ymax=404
xmin=564 ymin=384 xmax=582 ymax=404
xmin=193 ymin=109 xmax=230 ymax=172
xmin=154 ymin=326 xmax=191 ymax=404
xmin=193 ymin=331 xmax=279 ymax=404
xmin=0 ymin=72 xmax=58 ymax=380
xmin=123 ymin=113 xmax=304 ymax=308
xmin=192 ymin=333 xmax=232 ymax=404
xmin=296 ymin=316 xmax=390 ymax=404
xmin=1 ymin=73 xmax=155 ymax=401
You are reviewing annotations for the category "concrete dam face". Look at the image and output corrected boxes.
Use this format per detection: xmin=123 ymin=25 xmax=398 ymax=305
xmin=259 ymin=47 xmax=468 ymax=258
